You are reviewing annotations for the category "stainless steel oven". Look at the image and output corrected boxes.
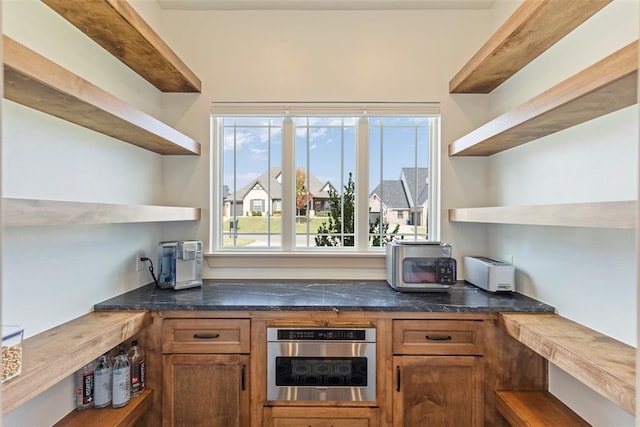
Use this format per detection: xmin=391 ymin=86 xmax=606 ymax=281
xmin=266 ymin=327 xmax=376 ymax=402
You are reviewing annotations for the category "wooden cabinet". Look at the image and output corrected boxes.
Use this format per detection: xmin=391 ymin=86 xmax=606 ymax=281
xmin=162 ymin=318 xmax=251 ymax=427
xmin=392 ymin=320 xmax=484 ymax=427
xmin=393 ymin=355 xmax=482 ymax=427
xmin=163 ymin=354 xmax=249 ymax=427
xmin=263 ymin=407 xmax=379 ymax=427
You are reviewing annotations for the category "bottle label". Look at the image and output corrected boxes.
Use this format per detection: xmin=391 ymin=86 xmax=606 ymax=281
xmin=139 ymin=360 xmax=145 ymax=391
xmin=81 ymin=370 xmax=94 ymax=405
xmin=94 ymin=369 xmax=112 ymax=407
xmin=112 ymin=368 xmax=130 ymax=406
xmin=131 ymin=359 xmax=145 ymax=392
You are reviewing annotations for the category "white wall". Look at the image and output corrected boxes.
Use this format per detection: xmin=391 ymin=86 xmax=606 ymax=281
xmin=157 ymin=7 xmax=493 ymax=278
xmin=2 ymin=1 xmax=173 ymax=425
xmin=485 ymin=0 xmax=638 ymax=425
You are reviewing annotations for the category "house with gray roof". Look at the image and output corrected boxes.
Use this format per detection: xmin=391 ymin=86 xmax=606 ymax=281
xmin=224 ymin=167 xmax=336 ymax=217
xmin=369 ymin=167 xmax=428 ymax=226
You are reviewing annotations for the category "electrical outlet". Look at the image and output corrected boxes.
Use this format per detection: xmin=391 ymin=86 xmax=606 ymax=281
xmin=136 ymin=252 xmax=145 ymax=272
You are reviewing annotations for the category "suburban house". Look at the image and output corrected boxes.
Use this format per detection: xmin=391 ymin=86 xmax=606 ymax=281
xmin=369 ymin=167 xmax=429 ymax=226
xmin=224 ymin=167 xmax=336 ymax=217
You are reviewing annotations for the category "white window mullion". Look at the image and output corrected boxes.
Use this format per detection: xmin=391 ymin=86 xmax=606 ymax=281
xmin=428 ymin=116 xmax=440 ymax=242
xmin=210 ymin=116 xmax=221 ymax=252
xmin=355 ymin=117 xmax=369 ymax=251
xmin=282 ymin=117 xmax=295 ymax=251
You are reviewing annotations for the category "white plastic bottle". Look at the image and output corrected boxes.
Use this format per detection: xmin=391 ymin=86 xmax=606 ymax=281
xmin=93 ymin=354 xmax=112 ymax=408
xmin=112 ymin=350 xmax=130 ymax=408
xmin=127 ymin=340 xmax=145 ymax=397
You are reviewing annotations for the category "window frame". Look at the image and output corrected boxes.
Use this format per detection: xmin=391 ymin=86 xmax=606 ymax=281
xmin=210 ymin=102 xmax=441 ymax=255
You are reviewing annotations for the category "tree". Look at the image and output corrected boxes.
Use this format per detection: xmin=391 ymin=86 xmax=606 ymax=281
xmin=296 ymin=168 xmax=313 ymax=217
xmin=315 ymin=173 xmax=399 ymax=247
xmin=369 ymin=215 xmax=400 ymax=247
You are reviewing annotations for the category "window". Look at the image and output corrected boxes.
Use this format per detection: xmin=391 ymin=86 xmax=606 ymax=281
xmin=212 ymin=103 xmax=440 ymax=252
xmin=250 ymin=199 xmax=264 ymax=213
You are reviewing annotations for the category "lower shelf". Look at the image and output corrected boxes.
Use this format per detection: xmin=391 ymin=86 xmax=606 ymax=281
xmin=449 ymin=201 xmax=636 ymax=228
xmin=3 ymin=198 xmax=201 ymax=226
xmin=54 ymin=389 xmax=152 ymax=427
xmin=498 ymin=313 xmax=635 ymax=415
xmin=2 ymin=311 xmax=151 ymax=415
xmin=496 ymin=390 xmax=590 ymax=427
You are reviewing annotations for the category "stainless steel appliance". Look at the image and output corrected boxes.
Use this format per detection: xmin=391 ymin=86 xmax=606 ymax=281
xmin=267 ymin=327 xmax=376 ymax=401
xmin=157 ymin=241 xmax=203 ymax=290
xmin=386 ymin=241 xmax=457 ymax=292
xmin=464 ymin=256 xmax=515 ymax=292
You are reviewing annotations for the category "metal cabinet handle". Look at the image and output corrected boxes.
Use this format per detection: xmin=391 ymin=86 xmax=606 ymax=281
xmin=425 ymin=335 xmax=452 ymax=341
xmin=396 ymin=365 xmax=401 ymax=392
xmin=193 ymin=333 xmax=220 ymax=339
xmin=241 ymin=364 xmax=246 ymax=391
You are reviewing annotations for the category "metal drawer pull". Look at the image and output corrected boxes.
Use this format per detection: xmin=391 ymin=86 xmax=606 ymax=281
xmin=425 ymin=335 xmax=452 ymax=341
xmin=241 ymin=365 xmax=246 ymax=391
xmin=193 ymin=333 xmax=220 ymax=339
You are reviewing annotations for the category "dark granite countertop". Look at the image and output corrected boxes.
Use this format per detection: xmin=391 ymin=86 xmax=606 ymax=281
xmin=94 ymin=280 xmax=555 ymax=313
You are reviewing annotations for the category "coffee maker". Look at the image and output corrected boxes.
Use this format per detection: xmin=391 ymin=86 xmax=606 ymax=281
xmin=157 ymin=241 xmax=203 ymax=290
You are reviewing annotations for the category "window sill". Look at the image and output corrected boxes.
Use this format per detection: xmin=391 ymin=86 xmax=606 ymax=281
xmin=204 ymin=251 xmax=386 ymax=280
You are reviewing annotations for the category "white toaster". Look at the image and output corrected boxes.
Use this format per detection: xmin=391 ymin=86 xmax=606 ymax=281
xmin=463 ymin=256 xmax=515 ymax=292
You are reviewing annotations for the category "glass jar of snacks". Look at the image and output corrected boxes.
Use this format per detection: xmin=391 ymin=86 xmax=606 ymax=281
xmin=2 ymin=326 xmax=24 ymax=383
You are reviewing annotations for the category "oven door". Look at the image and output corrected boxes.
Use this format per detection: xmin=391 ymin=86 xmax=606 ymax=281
xmin=267 ymin=341 xmax=376 ymax=401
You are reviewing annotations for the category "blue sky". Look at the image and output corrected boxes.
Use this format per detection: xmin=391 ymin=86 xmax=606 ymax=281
xmin=222 ymin=116 xmax=429 ymax=194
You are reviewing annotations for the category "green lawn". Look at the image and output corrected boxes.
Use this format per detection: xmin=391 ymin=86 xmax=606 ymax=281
xmin=223 ymin=217 xmax=328 ymax=233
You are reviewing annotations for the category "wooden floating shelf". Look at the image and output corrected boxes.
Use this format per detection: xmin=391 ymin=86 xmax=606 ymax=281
xmin=449 ymin=201 xmax=636 ymax=229
xmin=449 ymin=41 xmax=638 ymax=156
xmin=449 ymin=0 xmax=612 ymax=93
xmin=3 ymin=198 xmax=201 ymax=226
xmin=498 ymin=313 xmax=635 ymax=415
xmin=3 ymin=36 xmax=200 ymax=155
xmin=495 ymin=391 xmax=590 ymax=427
xmin=41 ymin=0 xmax=201 ymax=93
xmin=54 ymin=389 xmax=152 ymax=427
xmin=2 ymin=311 xmax=151 ymax=415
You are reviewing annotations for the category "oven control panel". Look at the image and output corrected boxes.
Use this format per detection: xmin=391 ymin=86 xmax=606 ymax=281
xmin=277 ymin=329 xmax=365 ymax=340
xmin=267 ymin=328 xmax=376 ymax=343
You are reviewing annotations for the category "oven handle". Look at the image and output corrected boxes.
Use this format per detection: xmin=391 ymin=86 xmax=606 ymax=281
xmin=396 ymin=365 xmax=401 ymax=392
xmin=193 ymin=333 xmax=221 ymax=339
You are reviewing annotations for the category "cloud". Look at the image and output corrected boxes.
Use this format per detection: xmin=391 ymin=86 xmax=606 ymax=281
xmin=296 ymin=126 xmax=329 ymax=143
xmin=258 ymin=127 xmax=282 ymax=144
xmin=224 ymin=130 xmax=255 ymax=151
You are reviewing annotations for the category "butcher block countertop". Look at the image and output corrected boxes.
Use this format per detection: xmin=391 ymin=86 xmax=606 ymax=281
xmin=94 ymin=280 xmax=554 ymax=313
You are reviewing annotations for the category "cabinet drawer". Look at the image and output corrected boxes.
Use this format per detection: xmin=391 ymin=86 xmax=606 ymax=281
xmin=162 ymin=319 xmax=250 ymax=354
xmin=393 ymin=320 xmax=484 ymax=355
xmin=263 ymin=407 xmax=378 ymax=427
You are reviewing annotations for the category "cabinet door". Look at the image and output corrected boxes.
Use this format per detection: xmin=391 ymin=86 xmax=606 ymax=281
xmin=263 ymin=407 xmax=379 ymax=427
xmin=393 ymin=356 xmax=482 ymax=427
xmin=163 ymin=354 xmax=249 ymax=427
